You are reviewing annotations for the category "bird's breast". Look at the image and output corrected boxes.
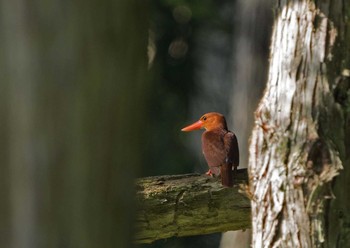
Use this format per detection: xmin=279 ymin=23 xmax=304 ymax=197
xmin=201 ymin=130 xmax=227 ymax=167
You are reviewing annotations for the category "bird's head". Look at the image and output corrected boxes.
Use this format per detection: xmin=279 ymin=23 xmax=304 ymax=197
xmin=181 ymin=112 xmax=228 ymax=132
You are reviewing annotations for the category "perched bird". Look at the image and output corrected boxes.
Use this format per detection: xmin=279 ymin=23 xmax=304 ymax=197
xmin=181 ymin=112 xmax=239 ymax=187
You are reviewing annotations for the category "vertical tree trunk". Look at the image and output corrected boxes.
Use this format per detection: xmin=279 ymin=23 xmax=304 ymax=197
xmin=249 ymin=0 xmax=350 ymax=247
xmin=0 ymin=0 xmax=149 ymax=247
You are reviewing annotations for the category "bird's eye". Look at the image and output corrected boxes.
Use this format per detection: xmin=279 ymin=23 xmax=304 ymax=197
xmin=202 ymin=116 xmax=207 ymax=121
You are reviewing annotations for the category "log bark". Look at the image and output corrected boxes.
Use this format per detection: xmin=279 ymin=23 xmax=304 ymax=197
xmin=249 ymin=0 xmax=350 ymax=247
xmin=134 ymin=169 xmax=250 ymax=244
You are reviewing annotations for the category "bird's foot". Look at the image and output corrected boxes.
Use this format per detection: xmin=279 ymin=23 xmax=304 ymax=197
xmin=206 ymin=169 xmax=213 ymax=177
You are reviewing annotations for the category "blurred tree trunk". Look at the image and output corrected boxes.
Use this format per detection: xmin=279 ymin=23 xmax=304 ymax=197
xmin=249 ymin=0 xmax=350 ymax=247
xmin=0 ymin=0 xmax=149 ymax=247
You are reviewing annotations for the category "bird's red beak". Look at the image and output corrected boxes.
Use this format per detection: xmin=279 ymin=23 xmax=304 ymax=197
xmin=181 ymin=120 xmax=204 ymax=131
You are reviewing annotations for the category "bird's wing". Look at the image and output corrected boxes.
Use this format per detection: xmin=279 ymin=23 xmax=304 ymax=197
xmin=220 ymin=131 xmax=239 ymax=187
xmin=224 ymin=131 xmax=239 ymax=168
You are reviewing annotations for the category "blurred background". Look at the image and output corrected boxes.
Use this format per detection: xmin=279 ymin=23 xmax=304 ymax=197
xmin=0 ymin=0 xmax=272 ymax=247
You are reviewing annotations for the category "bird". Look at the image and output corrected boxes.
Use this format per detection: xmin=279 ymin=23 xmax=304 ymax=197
xmin=181 ymin=112 xmax=239 ymax=187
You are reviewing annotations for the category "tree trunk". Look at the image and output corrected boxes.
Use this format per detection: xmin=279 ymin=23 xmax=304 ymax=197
xmin=249 ymin=0 xmax=350 ymax=247
xmin=0 ymin=0 xmax=148 ymax=247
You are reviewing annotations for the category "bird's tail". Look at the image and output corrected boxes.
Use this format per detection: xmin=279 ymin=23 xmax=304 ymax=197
xmin=220 ymin=164 xmax=233 ymax=187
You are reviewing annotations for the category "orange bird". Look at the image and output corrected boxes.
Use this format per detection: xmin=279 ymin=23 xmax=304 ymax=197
xmin=181 ymin=112 xmax=239 ymax=187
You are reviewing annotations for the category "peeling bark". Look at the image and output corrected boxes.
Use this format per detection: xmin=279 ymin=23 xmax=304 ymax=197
xmin=249 ymin=0 xmax=350 ymax=247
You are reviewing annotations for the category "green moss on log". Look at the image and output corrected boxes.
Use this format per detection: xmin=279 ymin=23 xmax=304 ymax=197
xmin=134 ymin=170 xmax=250 ymax=244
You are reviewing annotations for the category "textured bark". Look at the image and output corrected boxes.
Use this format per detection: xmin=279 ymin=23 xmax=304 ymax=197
xmin=249 ymin=0 xmax=350 ymax=247
xmin=134 ymin=170 xmax=250 ymax=244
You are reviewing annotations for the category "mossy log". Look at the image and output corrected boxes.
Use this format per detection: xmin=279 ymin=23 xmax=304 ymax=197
xmin=134 ymin=169 xmax=250 ymax=244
